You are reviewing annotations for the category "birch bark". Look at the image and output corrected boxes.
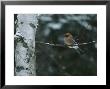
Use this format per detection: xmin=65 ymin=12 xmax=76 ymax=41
xmin=14 ymin=14 xmax=38 ymax=76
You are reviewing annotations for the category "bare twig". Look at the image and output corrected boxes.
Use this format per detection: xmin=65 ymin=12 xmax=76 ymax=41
xmin=78 ymin=41 xmax=96 ymax=46
xmin=36 ymin=41 xmax=96 ymax=47
xmin=36 ymin=41 xmax=65 ymax=47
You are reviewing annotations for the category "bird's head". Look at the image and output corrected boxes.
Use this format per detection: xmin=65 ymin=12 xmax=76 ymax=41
xmin=64 ymin=32 xmax=72 ymax=37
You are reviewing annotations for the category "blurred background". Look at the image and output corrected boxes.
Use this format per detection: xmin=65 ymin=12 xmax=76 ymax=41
xmin=36 ymin=14 xmax=97 ymax=76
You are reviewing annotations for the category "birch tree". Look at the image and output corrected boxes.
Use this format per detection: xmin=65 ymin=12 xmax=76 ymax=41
xmin=14 ymin=14 xmax=38 ymax=76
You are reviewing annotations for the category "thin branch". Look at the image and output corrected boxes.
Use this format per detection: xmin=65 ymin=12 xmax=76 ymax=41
xmin=78 ymin=41 xmax=96 ymax=46
xmin=36 ymin=41 xmax=65 ymax=47
xmin=36 ymin=41 xmax=96 ymax=47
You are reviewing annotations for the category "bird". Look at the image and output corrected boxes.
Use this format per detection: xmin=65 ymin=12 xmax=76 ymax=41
xmin=64 ymin=32 xmax=84 ymax=54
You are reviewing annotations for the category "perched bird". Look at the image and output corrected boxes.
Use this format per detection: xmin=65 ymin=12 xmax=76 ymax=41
xmin=64 ymin=32 xmax=83 ymax=54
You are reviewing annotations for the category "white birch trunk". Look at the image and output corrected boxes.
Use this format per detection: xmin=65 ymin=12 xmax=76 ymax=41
xmin=14 ymin=14 xmax=38 ymax=76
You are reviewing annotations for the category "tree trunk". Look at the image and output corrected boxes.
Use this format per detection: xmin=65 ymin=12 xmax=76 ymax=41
xmin=14 ymin=14 xmax=38 ymax=76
